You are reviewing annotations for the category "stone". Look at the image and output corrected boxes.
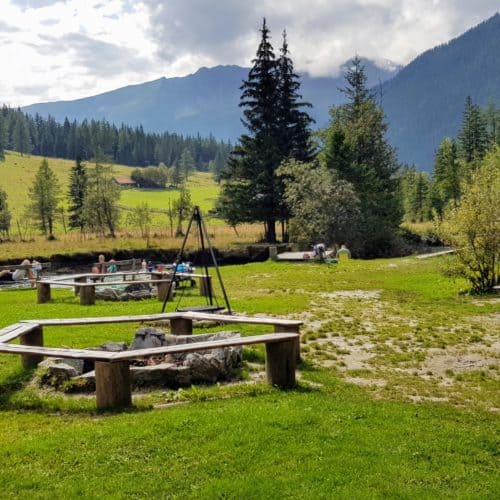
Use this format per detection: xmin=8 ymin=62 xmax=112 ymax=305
xmin=100 ymin=341 xmax=128 ymax=352
xmin=39 ymin=357 xmax=84 ymax=375
xmin=38 ymin=357 xmax=84 ymax=386
xmin=131 ymin=364 xmax=192 ymax=388
xmin=130 ymin=327 xmax=167 ymax=350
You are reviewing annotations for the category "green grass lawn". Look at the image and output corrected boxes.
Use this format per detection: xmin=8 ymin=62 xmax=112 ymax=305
xmin=0 ymin=256 xmax=498 ymax=497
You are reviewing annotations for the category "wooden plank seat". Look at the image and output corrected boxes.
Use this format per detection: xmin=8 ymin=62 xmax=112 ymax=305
xmin=36 ymin=278 xmax=174 ymax=305
xmin=0 ymin=311 xmax=301 ymax=409
xmin=0 ymin=262 xmax=51 ymax=286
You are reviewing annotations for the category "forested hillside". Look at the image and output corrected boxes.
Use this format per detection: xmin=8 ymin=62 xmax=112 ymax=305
xmin=382 ymin=13 xmax=500 ymax=169
xmin=0 ymin=106 xmax=231 ymax=171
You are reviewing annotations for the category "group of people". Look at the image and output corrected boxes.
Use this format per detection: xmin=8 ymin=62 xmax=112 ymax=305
xmin=312 ymin=243 xmax=351 ymax=261
xmin=91 ymin=255 xmax=118 ymax=274
xmin=0 ymin=259 xmax=40 ymax=286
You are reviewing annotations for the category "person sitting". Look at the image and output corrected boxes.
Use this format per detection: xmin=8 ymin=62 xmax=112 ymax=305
xmin=336 ymin=243 xmax=351 ymax=261
xmin=0 ymin=259 xmax=36 ymax=286
xmin=107 ymin=259 xmax=118 ymax=273
xmin=312 ymin=243 xmax=326 ymax=260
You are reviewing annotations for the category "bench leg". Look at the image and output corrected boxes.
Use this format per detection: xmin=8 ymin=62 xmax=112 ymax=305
xmin=199 ymin=275 xmax=213 ymax=297
xmin=80 ymin=285 xmax=95 ymax=305
xmin=95 ymin=361 xmax=132 ymax=409
xmin=37 ymin=282 xmax=51 ymax=303
xmin=265 ymin=339 xmax=296 ymax=389
xmin=74 ymin=276 xmax=87 ymax=296
xmin=274 ymin=324 xmax=301 ymax=363
xmin=170 ymin=318 xmax=193 ymax=335
xmin=21 ymin=326 xmax=44 ymax=369
xmin=157 ymin=280 xmax=173 ymax=302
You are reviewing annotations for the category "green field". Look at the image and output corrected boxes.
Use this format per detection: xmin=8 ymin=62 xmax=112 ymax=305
xmin=0 ymin=150 xmax=219 ymax=220
xmin=0 ymin=256 xmax=498 ymax=497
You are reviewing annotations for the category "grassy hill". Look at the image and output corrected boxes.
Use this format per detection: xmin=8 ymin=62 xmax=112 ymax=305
xmin=0 ymin=151 xmax=263 ymax=260
xmin=0 ymin=150 xmax=219 ymax=220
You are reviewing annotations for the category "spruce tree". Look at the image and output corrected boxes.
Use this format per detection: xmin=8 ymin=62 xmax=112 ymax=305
xmin=0 ymin=187 xmax=11 ymax=237
xmin=219 ymin=20 xmax=313 ymax=242
xmin=28 ymin=158 xmax=60 ymax=239
xmin=432 ymin=137 xmax=460 ymax=215
xmin=276 ymin=30 xmax=314 ymax=162
xmin=320 ymin=57 xmax=402 ymax=256
xmin=458 ymin=96 xmax=488 ymax=164
xmin=68 ymin=156 xmax=87 ymax=232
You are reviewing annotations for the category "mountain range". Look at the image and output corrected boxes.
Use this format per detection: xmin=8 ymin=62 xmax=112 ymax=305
xmin=22 ymin=13 xmax=500 ymax=171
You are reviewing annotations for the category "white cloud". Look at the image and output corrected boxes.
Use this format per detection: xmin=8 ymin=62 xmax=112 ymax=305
xmin=0 ymin=0 xmax=498 ymax=106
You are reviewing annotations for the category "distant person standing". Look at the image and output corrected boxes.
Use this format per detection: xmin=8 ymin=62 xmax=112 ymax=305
xmin=336 ymin=244 xmax=351 ymax=261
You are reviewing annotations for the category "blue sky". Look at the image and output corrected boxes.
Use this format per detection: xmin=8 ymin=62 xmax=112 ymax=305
xmin=1 ymin=0 xmax=498 ymax=106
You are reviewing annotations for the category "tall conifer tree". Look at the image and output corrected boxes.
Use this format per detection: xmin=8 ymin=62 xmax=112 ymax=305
xmin=320 ymin=57 xmax=401 ymax=256
xmin=68 ymin=156 xmax=87 ymax=232
xmin=219 ymin=20 xmax=313 ymax=242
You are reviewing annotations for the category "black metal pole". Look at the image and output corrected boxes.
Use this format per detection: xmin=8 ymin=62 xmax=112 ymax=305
xmin=198 ymin=207 xmax=232 ymax=314
xmin=161 ymin=210 xmax=195 ymax=313
xmin=194 ymin=207 xmax=213 ymax=306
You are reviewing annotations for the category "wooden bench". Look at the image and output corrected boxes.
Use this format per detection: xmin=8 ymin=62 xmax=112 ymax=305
xmin=0 ymin=312 xmax=302 ymax=410
xmin=0 ymin=262 xmax=51 ymax=283
xmin=37 ymin=276 xmax=174 ymax=305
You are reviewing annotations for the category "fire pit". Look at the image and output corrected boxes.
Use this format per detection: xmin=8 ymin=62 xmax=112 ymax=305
xmin=37 ymin=327 xmax=243 ymax=392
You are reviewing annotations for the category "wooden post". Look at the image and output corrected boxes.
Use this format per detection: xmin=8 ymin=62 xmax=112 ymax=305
xmin=199 ymin=275 xmax=213 ymax=297
xmin=269 ymin=245 xmax=278 ymax=260
xmin=274 ymin=324 xmax=301 ymax=363
xmin=95 ymin=361 xmax=132 ymax=409
xmin=20 ymin=326 xmax=44 ymax=369
xmin=170 ymin=317 xmax=193 ymax=335
xmin=74 ymin=276 xmax=87 ymax=296
xmin=265 ymin=339 xmax=296 ymax=388
xmin=37 ymin=282 xmax=51 ymax=304
xmin=156 ymin=280 xmax=173 ymax=303
xmin=79 ymin=285 xmax=95 ymax=305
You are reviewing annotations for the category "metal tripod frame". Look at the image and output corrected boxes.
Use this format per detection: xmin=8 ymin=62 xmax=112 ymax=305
xmin=160 ymin=205 xmax=232 ymax=314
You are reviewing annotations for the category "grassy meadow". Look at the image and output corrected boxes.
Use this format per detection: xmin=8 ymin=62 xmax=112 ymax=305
xmin=0 ymin=256 xmax=498 ymax=497
xmin=0 ymin=151 xmax=262 ymax=259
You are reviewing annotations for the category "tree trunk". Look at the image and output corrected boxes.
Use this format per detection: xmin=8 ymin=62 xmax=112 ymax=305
xmin=265 ymin=218 xmax=276 ymax=243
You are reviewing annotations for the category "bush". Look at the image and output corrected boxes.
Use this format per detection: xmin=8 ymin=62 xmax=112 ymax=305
xmin=437 ymin=148 xmax=499 ymax=293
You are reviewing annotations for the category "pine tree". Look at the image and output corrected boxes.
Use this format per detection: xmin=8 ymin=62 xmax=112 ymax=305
xmin=320 ymin=57 xmax=402 ymax=256
xmin=0 ymin=187 xmax=11 ymax=237
xmin=83 ymin=163 xmax=120 ymax=237
xmin=0 ymin=113 xmax=6 ymax=159
xmin=432 ymin=137 xmax=461 ymax=215
xmin=68 ymin=157 xmax=87 ymax=232
xmin=28 ymin=158 xmax=60 ymax=239
xmin=276 ymin=30 xmax=314 ymax=162
xmin=458 ymin=96 xmax=488 ymax=164
xmin=219 ymin=20 xmax=313 ymax=242
xmin=179 ymin=148 xmax=195 ymax=180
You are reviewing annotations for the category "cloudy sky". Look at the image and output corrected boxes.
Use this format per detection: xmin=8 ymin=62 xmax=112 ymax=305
xmin=1 ymin=0 xmax=498 ymax=107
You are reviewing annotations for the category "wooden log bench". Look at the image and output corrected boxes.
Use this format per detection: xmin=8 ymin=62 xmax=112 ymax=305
xmin=37 ymin=277 xmax=174 ymax=305
xmin=0 ymin=312 xmax=302 ymax=410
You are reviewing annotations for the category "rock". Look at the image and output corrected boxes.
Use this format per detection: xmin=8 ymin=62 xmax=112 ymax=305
xmin=39 ymin=357 xmax=84 ymax=375
xmin=95 ymin=288 xmax=121 ymax=301
xmin=100 ymin=341 xmax=128 ymax=352
xmin=130 ymin=327 xmax=167 ymax=350
xmin=131 ymin=364 xmax=192 ymax=388
xmin=37 ymin=357 xmax=84 ymax=386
